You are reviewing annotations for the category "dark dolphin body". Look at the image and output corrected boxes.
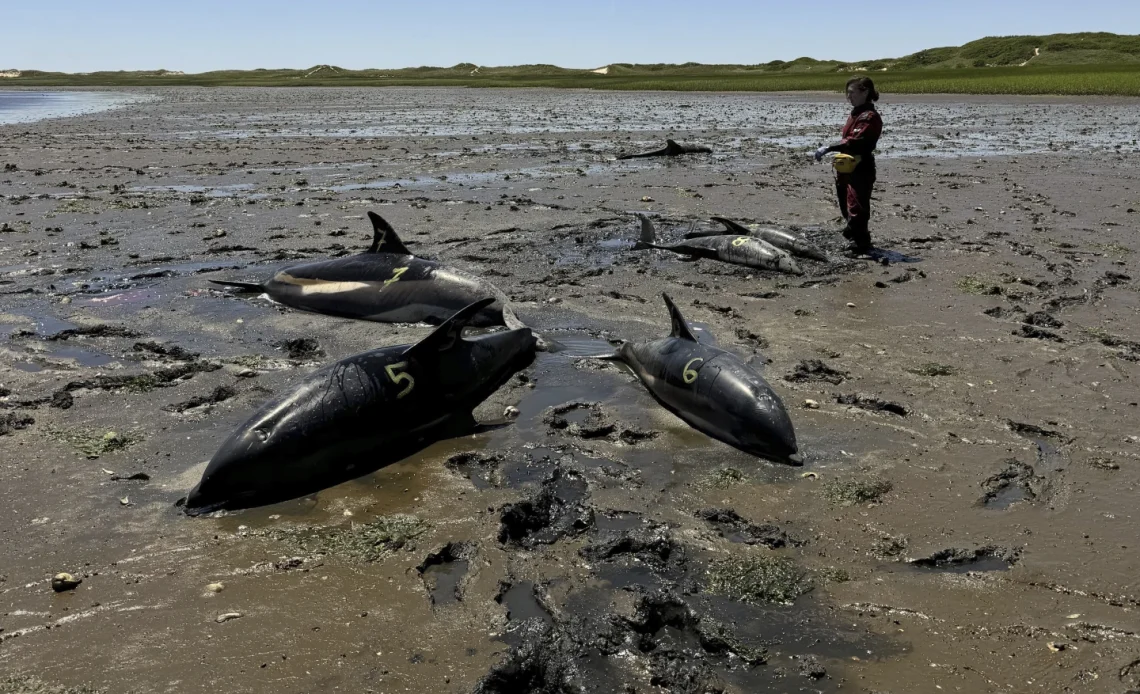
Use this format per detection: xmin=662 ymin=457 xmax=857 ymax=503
xmin=211 ymin=212 xmax=525 ymax=329
xmin=597 ymin=294 xmax=799 ymax=464
xmin=633 ymin=214 xmax=803 ymax=275
xmin=617 ymin=139 xmax=712 ymax=160
xmin=685 ymin=217 xmax=830 ymax=263
xmin=184 ymin=299 xmax=536 ymax=514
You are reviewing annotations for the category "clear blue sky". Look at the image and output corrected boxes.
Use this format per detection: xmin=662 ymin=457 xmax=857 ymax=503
xmin=6 ymin=0 xmax=1138 ymax=72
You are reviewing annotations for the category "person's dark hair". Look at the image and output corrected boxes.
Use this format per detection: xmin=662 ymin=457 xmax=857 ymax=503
xmin=846 ymin=76 xmax=879 ymax=102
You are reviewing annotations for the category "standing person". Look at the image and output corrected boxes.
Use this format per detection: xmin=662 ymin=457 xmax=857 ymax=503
xmin=814 ymin=76 xmax=883 ymax=254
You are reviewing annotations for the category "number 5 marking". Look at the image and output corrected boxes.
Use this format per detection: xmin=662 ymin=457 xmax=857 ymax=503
xmin=383 ymin=266 xmax=409 ymax=288
xmin=385 ymin=361 xmax=415 ymax=398
xmin=683 ymin=357 xmax=704 ymax=384
xmin=732 ymin=237 xmax=749 ymax=247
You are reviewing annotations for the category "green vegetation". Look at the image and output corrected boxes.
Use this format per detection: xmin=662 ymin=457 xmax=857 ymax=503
xmin=698 ymin=466 xmax=748 ymax=489
xmin=956 ymin=275 xmax=1003 ymax=295
xmin=5 ymin=34 xmax=1140 ymax=95
xmin=267 ymin=514 xmax=429 ymax=563
xmin=823 ymin=477 xmax=893 ymax=506
xmin=1 ymin=676 xmax=104 ymax=694
xmin=706 ymin=553 xmax=813 ymax=604
xmin=49 ymin=428 xmax=137 ymax=459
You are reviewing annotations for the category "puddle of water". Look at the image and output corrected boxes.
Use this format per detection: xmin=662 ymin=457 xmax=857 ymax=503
xmin=128 ymin=184 xmax=255 ymax=197
xmin=12 ymin=361 xmax=42 ymax=372
xmin=32 ymin=314 xmax=78 ymax=336
xmin=47 ymin=345 xmax=116 ymax=368
xmin=498 ymin=581 xmax=551 ymax=624
xmin=595 ymin=511 xmax=643 ymax=532
xmin=422 ymin=559 xmax=469 ymax=606
xmin=984 ymin=483 xmax=1028 ymax=510
xmin=0 ymin=91 xmax=152 ymax=125
xmin=79 ymin=289 xmax=161 ymax=307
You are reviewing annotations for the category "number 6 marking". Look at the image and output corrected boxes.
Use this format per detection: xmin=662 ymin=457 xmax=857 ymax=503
xmin=385 ymin=361 xmax=415 ymax=398
xmin=732 ymin=237 xmax=749 ymax=247
xmin=383 ymin=266 xmax=409 ymax=288
xmin=683 ymin=357 xmax=704 ymax=384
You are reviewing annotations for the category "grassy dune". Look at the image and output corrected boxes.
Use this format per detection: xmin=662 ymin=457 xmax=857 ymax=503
xmin=4 ymin=33 xmax=1140 ymax=95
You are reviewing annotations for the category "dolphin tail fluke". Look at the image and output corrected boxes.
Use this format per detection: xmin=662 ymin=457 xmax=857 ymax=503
xmin=209 ymin=280 xmax=264 ymax=292
xmin=403 ymin=298 xmax=496 ymax=358
xmin=710 ymin=216 xmax=753 ymax=236
xmin=367 ymin=212 xmax=413 ymax=255
xmin=633 ymin=213 xmax=657 ymax=250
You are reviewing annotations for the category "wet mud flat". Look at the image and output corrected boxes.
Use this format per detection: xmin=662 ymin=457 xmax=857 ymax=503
xmin=1 ymin=87 xmax=1140 ymax=693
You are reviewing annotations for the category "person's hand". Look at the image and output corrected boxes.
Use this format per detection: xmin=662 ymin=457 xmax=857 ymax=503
xmin=814 ymin=146 xmax=829 ymax=162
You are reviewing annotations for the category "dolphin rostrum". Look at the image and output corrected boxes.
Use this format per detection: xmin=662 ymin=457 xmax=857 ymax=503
xmin=210 ymin=212 xmax=528 ymax=329
xmin=633 ymin=214 xmax=803 ymax=275
xmin=591 ymin=294 xmax=800 ymax=464
xmin=685 ymin=217 xmax=829 ymax=262
xmin=617 ymin=139 xmax=712 ymax=160
xmin=184 ymin=298 xmax=536 ymax=514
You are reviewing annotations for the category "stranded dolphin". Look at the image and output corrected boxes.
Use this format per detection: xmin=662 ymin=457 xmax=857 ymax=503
xmin=211 ymin=212 xmax=527 ymax=329
xmin=617 ymin=139 xmax=712 ymax=160
xmin=591 ymin=294 xmax=800 ymax=464
xmin=633 ymin=214 xmax=803 ymax=275
xmin=685 ymin=217 xmax=830 ymax=263
xmin=183 ymin=298 xmax=536 ymax=514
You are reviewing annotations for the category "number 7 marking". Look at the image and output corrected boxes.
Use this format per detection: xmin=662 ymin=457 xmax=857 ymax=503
xmin=383 ymin=266 xmax=409 ymax=288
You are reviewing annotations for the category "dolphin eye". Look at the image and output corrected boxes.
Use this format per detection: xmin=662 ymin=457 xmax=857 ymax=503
xmin=253 ymin=428 xmax=270 ymax=443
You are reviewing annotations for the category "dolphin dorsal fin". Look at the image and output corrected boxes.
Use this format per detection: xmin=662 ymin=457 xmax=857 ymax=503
xmin=637 ymin=213 xmax=657 ymax=245
xmin=665 ymin=139 xmax=683 ymax=153
xmin=402 ymin=298 xmax=495 ymax=359
xmin=661 ymin=293 xmax=698 ymax=342
xmin=367 ymin=212 xmax=412 ymax=255
xmin=710 ymin=216 xmax=752 ymax=236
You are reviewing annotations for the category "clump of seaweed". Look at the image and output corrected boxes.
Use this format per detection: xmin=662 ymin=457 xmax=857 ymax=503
xmin=0 ymin=675 xmax=105 ymax=694
xmin=706 ymin=553 xmax=813 ymax=605
xmin=908 ymin=362 xmax=957 ymax=377
xmin=267 ymin=514 xmax=429 ymax=563
xmin=49 ymin=428 xmax=137 ymax=458
xmin=823 ymin=477 xmax=893 ymax=506
xmin=697 ymin=467 xmax=748 ymax=490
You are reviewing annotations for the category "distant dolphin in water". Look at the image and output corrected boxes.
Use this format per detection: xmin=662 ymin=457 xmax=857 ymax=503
xmin=183 ymin=298 xmax=536 ymax=514
xmin=617 ymin=139 xmax=712 ymax=160
xmin=685 ymin=217 xmax=830 ymax=263
xmin=210 ymin=212 xmax=527 ymax=329
xmin=589 ymin=294 xmax=800 ymax=464
xmin=633 ymin=214 xmax=802 ymax=275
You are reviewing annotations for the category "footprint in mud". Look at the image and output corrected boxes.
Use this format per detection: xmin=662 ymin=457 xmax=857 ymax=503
xmin=417 ymin=541 xmax=476 ymax=607
xmin=695 ymin=508 xmax=804 ymax=548
xmin=496 ymin=580 xmax=552 ymax=625
xmin=979 ymin=460 xmax=1042 ymax=509
xmin=542 ymin=401 xmax=659 ymax=445
xmin=835 ymin=392 xmax=908 ymax=416
xmin=164 ymin=385 xmax=237 ymax=414
xmin=784 ymin=359 xmax=848 ymax=385
xmin=498 ymin=468 xmax=594 ymax=548
xmin=908 ymin=546 xmax=1022 ymax=573
xmin=276 ymin=337 xmax=324 ymax=360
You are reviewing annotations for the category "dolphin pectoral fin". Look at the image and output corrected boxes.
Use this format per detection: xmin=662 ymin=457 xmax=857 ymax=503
xmin=661 ymin=293 xmax=699 ymax=342
xmin=710 ymin=216 xmax=752 ymax=236
xmin=367 ymin=212 xmax=413 ymax=255
xmin=402 ymin=297 xmax=497 ymax=358
xmin=209 ymin=279 xmax=264 ymax=292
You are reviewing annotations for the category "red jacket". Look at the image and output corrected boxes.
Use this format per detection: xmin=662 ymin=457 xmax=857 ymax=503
xmin=835 ymin=103 xmax=882 ymax=164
